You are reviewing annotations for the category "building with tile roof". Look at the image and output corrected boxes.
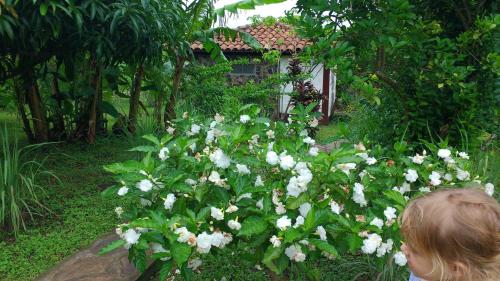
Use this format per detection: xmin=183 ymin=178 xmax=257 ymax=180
xmin=191 ymin=22 xmax=336 ymax=124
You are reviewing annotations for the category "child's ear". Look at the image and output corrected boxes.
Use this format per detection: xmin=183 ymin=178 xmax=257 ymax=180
xmin=451 ymin=261 xmax=468 ymax=279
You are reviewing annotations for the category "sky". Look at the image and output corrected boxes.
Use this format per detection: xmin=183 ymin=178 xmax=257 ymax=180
xmin=214 ymin=0 xmax=297 ymax=28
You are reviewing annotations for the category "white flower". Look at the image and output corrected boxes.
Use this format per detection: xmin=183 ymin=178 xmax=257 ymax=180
xmin=429 ymin=171 xmax=442 ymax=186
xmin=214 ymin=113 xmax=224 ymax=123
xmin=277 ymin=215 xmax=292 ymax=230
xmin=228 ymin=220 xmax=241 ymax=231
xmin=419 ymin=187 xmax=431 ymax=193
xmin=210 ymin=231 xmax=229 ymax=248
xmin=270 ymin=235 xmax=281 ymax=247
xmin=226 ymin=205 xmax=238 ymax=213
xmin=236 ymin=164 xmax=251 ymax=175
xmin=188 ymin=258 xmax=202 ymax=271
xmin=196 ymin=232 xmax=212 ymax=253
xmin=237 ymin=193 xmax=252 ymax=202
xmin=411 ymin=153 xmax=426 ymax=164
xmin=309 ymin=147 xmax=319 ymax=156
xmin=352 ymin=183 xmax=367 ymax=207
xmin=189 ymin=143 xmax=196 ymax=151
xmin=370 ymin=217 xmax=384 ymax=229
xmin=158 ymin=147 xmax=169 ymax=161
xmin=115 ymin=206 xmax=124 ymax=217
xmin=293 ymin=216 xmax=305 ymax=228
xmin=299 ymin=203 xmax=312 ymax=217
xmin=208 ymin=170 xmax=225 ymax=187
xmin=285 ymin=245 xmax=306 ymax=262
xmin=438 ymin=149 xmax=451 ymax=159
xmin=376 ymin=239 xmax=393 ymax=257
xmin=175 ymin=227 xmax=196 ymax=245
xmin=444 ymin=173 xmax=453 ymax=181
xmin=124 ymin=229 xmax=141 ymax=245
xmin=256 ymin=198 xmax=264 ymax=210
xmin=188 ymin=124 xmax=201 ymax=136
xmin=316 ymin=226 xmax=327 ymax=241
xmin=275 ymin=202 xmax=286 ymax=215
xmin=303 ymin=137 xmax=316 ymax=145
xmin=185 ymin=178 xmax=197 ymax=186
xmin=209 ymin=149 xmax=231 ymax=169
xmin=456 ymin=168 xmax=470 ymax=181
xmin=394 ymin=182 xmax=411 ymax=194
xmin=336 ymin=163 xmax=357 ymax=175
xmin=309 ymin=118 xmax=319 ymax=128
xmin=484 ymin=183 xmax=494 ymax=196
xmin=405 ymin=169 xmax=418 ymax=183
xmin=240 ymin=115 xmax=251 ymax=123
xmin=117 ymin=186 xmax=128 ymax=196
xmin=361 ymin=233 xmax=382 ymax=254
xmin=359 ymin=169 xmax=367 ymax=179
xmin=330 ymin=201 xmax=341 ymax=214
xmin=255 ymin=175 xmax=264 ymax=187
xmin=299 ymin=129 xmax=308 ymax=137
xmin=458 ymin=152 xmax=469 ymax=159
xmin=279 ymin=155 xmax=296 ymax=170
xmin=384 ymin=207 xmax=397 ymax=221
xmin=366 ymin=157 xmax=377 ymax=165
xmin=210 ymin=207 xmax=224 ymax=221
xmin=266 ymin=130 xmax=275 ymax=139
xmin=164 ymin=193 xmax=176 ymax=210
xmin=394 ymin=251 xmax=407 ymax=266
xmin=166 ymin=126 xmax=175 ymax=135
xmin=354 ymin=142 xmax=366 ymax=151
xmin=266 ymin=151 xmax=279 ymax=165
xmin=137 ymin=179 xmax=153 ymax=192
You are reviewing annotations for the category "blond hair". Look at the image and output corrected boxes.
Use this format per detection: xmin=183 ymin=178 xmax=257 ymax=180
xmin=401 ymin=188 xmax=500 ymax=281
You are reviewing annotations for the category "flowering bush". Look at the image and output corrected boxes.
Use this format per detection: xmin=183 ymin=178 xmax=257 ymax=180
xmin=101 ymin=104 xmax=494 ymax=280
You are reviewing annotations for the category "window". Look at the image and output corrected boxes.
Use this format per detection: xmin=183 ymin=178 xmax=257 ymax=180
xmin=232 ymin=64 xmax=256 ymax=75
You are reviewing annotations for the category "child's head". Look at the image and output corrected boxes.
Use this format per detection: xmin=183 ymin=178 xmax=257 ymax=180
xmin=400 ymin=188 xmax=500 ymax=281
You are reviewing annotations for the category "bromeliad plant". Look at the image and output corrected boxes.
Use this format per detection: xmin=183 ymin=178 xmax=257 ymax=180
xmin=101 ymin=104 xmax=494 ymax=280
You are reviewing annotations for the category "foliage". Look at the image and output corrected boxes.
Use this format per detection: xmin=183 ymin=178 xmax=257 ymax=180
xmin=0 ymin=126 xmax=55 ymax=236
xmin=103 ymin=104 xmax=492 ymax=280
xmin=288 ymin=0 xmax=499 ymax=146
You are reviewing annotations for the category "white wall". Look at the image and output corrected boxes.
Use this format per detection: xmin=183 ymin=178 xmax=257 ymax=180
xmin=278 ymin=57 xmax=336 ymax=117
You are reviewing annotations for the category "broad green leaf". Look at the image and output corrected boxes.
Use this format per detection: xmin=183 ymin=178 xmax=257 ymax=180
xmin=309 ymin=238 xmax=339 ymax=257
xmin=171 ymin=241 xmax=191 ymax=266
xmin=142 ymin=134 xmax=160 ymax=146
xmin=286 ymin=193 xmax=309 ymax=209
xmin=159 ymin=260 xmax=173 ymax=281
xmin=104 ymin=160 xmax=143 ymax=174
xmin=262 ymin=245 xmax=283 ymax=273
xmin=129 ymin=145 xmax=157 ymax=153
xmin=238 ymin=216 xmax=268 ymax=237
xmin=98 ymin=239 xmax=125 ymax=255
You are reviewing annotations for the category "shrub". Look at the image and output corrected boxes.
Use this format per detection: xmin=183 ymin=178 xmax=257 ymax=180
xmin=0 ymin=127 xmax=54 ymax=237
xmin=102 ymin=104 xmax=494 ymax=280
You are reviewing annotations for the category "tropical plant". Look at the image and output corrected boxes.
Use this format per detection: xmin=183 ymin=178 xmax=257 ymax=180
xmin=0 ymin=126 xmax=56 ymax=237
xmin=101 ymin=103 xmax=494 ymax=280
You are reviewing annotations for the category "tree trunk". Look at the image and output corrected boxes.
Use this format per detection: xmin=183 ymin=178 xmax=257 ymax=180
xmin=13 ymin=77 xmax=34 ymax=143
xmin=51 ymin=74 xmax=66 ymax=139
xmin=164 ymin=57 xmax=185 ymax=124
xmin=154 ymin=88 xmax=164 ymax=126
xmin=128 ymin=63 xmax=145 ymax=134
xmin=23 ymin=69 xmax=49 ymax=143
xmin=87 ymin=59 xmax=101 ymax=144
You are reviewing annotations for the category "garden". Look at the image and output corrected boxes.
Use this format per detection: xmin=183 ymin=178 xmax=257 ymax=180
xmin=0 ymin=1 xmax=498 ymax=281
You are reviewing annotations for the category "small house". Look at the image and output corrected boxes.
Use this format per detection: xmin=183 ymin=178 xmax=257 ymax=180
xmin=191 ymin=22 xmax=336 ymax=124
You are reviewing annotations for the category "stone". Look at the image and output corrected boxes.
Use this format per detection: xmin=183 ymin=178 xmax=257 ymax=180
xmin=36 ymin=233 xmax=143 ymax=281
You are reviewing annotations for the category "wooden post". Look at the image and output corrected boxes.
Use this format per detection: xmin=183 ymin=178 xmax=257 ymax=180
xmin=320 ymin=67 xmax=330 ymax=125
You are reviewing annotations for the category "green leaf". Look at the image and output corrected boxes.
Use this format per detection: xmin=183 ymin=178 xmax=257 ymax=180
xmin=171 ymin=241 xmax=191 ymax=266
xmin=129 ymin=145 xmax=157 ymax=153
xmin=39 ymin=4 xmax=48 ymax=16
xmin=104 ymin=160 xmax=143 ymax=174
xmin=143 ymin=134 xmax=160 ymax=146
xmin=262 ymin=245 xmax=283 ymax=273
xmin=284 ymin=228 xmax=303 ymax=243
xmin=285 ymin=193 xmax=309 ymax=209
xmin=98 ymin=239 xmax=125 ymax=255
xmin=159 ymin=260 xmax=173 ymax=281
xmin=309 ymin=239 xmax=339 ymax=257
xmin=238 ymin=216 xmax=268 ymax=237
xmin=383 ymin=190 xmax=406 ymax=207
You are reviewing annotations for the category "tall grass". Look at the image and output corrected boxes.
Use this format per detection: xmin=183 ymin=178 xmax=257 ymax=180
xmin=0 ymin=126 xmax=56 ymax=237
